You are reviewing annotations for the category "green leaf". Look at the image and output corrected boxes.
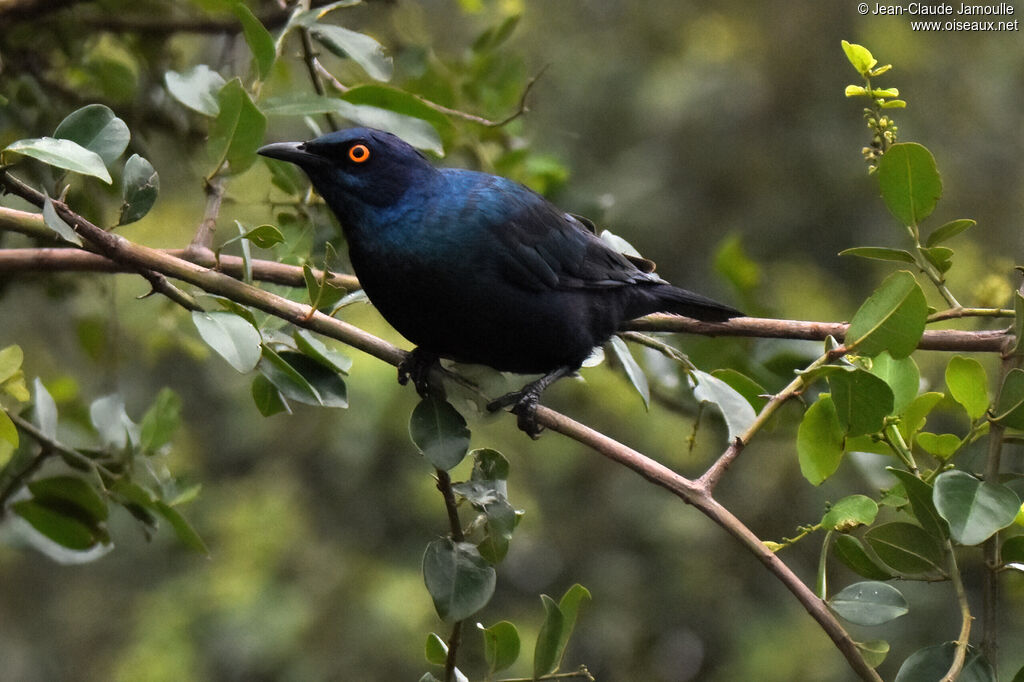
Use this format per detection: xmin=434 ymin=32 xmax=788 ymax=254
xmin=822 ymin=495 xmax=879 ymax=532
xmin=714 ymin=233 xmax=761 ymax=293
xmin=945 ymin=355 xmax=988 ymax=420
xmin=926 ymin=218 xmax=976 ymax=247
xmin=409 ymin=397 xmax=470 ymax=471
xmin=472 ymin=13 xmax=520 ymax=52
xmin=828 ymin=581 xmax=908 ymax=626
xmin=232 ymin=1 xmax=276 ymax=80
xmin=340 ymin=84 xmax=454 ymax=138
xmin=887 ymin=468 xmax=948 ymax=540
xmin=293 ymin=329 xmax=353 ymax=374
xmin=242 ymin=223 xmax=285 ymax=248
xmin=533 ymin=595 xmax=565 ymax=678
xmin=261 ymin=95 xmax=443 ymax=155
xmin=4 ymin=137 xmax=112 ymax=184
xmin=1001 ymin=535 xmax=1024 ymax=563
xmin=252 ymin=374 xmax=289 ymax=416
xmin=119 ymin=154 xmax=159 ymax=225
xmin=838 ymin=247 xmax=916 ymax=264
xmin=425 ymin=632 xmax=448 ymax=666
xmin=140 ymin=388 xmax=181 ymax=453
xmin=877 ymin=142 xmax=942 ymax=226
xmin=303 ymin=262 xmax=346 ymax=313
xmin=28 ymin=475 xmax=108 ymax=523
xmin=471 ymin=448 xmax=510 ymax=481
xmin=12 ymin=499 xmax=102 ymax=550
xmin=276 ymin=351 xmax=348 ymax=408
xmin=165 ymin=64 xmax=226 ymax=116
xmin=422 ymin=538 xmax=496 ymax=621
xmin=933 ymin=470 xmax=1020 ymax=546
xmin=856 ymin=639 xmax=890 ymax=668
xmin=922 ymin=245 xmax=954 ymax=273
xmin=0 ymin=409 xmax=17 ymax=454
xmin=841 ymin=40 xmax=877 ymax=76
xmin=609 ymin=336 xmax=649 ymax=409
xmin=797 ymin=394 xmax=845 ymax=486
xmin=711 ymin=369 xmax=768 ymax=412
xmin=53 ymin=104 xmax=129 ymax=165
xmin=833 ymin=535 xmax=893 ymax=580
xmin=828 ymin=369 xmax=893 ymax=437
xmin=845 ymin=270 xmax=927 ymax=358
xmin=993 ymin=368 xmax=1024 ymax=428
xmin=478 ymin=621 xmax=520 ymax=674
xmin=32 ymin=377 xmax=58 ymax=440
xmin=865 ymin=352 xmax=919 ymax=414
xmin=865 ymin=522 xmax=945 ymax=575
xmin=690 ymin=369 xmax=756 ymax=442
xmin=898 ymin=391 xmax=944 ymax=441
xmin=155 ymin=501 xmax=209 ymax=554
xmin=42 ymin=194 xmax=83 ymax=246
xmin=192 ymin=310 xmax=262 ymax=372
xmin=895 ymin=643 xmax=996 ymax=682
xmin=0 ymin=345 xmax=23 ymax=384
xmin=208 ymin=78 xmax=267 ymax=174
xmin=914 ymin=432 xmax=960 ymax=458
xmin=310 ymin=23 xmax=393 ymax=81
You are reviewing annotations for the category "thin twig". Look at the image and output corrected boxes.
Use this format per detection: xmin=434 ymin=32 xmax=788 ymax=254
xmin=435 ymin=468 xmax=464 ymax=682
xmin=939 ymin=542 xmax=973 ymax=682
xmin=299 ymin=27 xmax=339 ymax=132
xmin=186 ymin=177 xmax=225 ymax=261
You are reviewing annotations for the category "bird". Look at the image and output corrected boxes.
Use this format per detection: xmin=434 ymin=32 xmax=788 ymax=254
xmin=258 ymin=127 xmax=741 ymax=436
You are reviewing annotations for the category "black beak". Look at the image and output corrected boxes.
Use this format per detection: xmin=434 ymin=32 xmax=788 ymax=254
xmin=257 ymin=141 xmax=318 ymax=165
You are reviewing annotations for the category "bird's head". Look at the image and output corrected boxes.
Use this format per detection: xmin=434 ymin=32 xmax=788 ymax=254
xmin=258 ymin=127 xmax=437 ymax=222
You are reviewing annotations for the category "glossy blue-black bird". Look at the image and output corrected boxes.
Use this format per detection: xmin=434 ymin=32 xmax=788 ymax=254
xmin=258 ymin=127 xmax=741 ymax=435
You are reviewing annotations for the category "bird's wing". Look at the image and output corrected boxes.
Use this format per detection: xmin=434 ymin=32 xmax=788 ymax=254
xmin=481 ymin=181 xmax=663 ymax=292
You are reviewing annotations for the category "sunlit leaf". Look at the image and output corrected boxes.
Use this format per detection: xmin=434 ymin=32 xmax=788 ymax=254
xmin=797 ymin=394 xmax=844 ymax=486
xmin=4 ymin=137 xmax=111 ymax=183
xmin=822 ymin=495 xmax=878 ymax=532
xmin=841 ymin=40 xmax=877 ymax=75
xmin=877 ymin=142 xmax=942 ymax=226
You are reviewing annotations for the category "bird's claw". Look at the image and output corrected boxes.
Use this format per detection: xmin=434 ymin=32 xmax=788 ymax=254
xmin=398 ymin=349 xmax=440 ymax=398
xmin=488 ymin=389 xmax=544 ymax=438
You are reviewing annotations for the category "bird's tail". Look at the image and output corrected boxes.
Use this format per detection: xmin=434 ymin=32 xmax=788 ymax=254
xmin=634 ymin=284 xmax=743 ymax=322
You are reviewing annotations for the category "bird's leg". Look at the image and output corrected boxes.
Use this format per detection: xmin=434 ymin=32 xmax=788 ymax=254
xmin=397 ymin=347 xmax=442 ymax=398
xmin=487 ymin=365 xmax=575 ymax=438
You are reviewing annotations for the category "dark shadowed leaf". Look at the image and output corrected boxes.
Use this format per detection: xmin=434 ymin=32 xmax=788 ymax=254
xmin=28 ymin=476 xmax=108 ymax=523
xmin=865 ymin=522 xmax=945 ymax=575
xmin=410 ymin=397 xmax=470 ymax=470
xmin=828 ymin=581 xmax=907 ymax=626
xmin=140 ymin=388 xmax=181 ymax=453
xmin=293 ymin=329 xmax=352 ymax=374
xmin=933 ymin=470 xmax=1020 ymax=546
xmin=155 ymin=501 xmax=208 ymax=554
xmin=12 ymin=499 xmax=103 ymax=550
xmin=53 ymin=104 xmax=129 ymax=165
xmin=251 ymin=374 xmax=290 ymax=416
xmin=887 ymin=468 xmax=948 ymax=540
xmin=833 ymin=535 xmax=893 ymax=580
xmin=828 ymin=369 xmax=893 ymax=436
xmin=422 ymin=538 xmax=496 ymax=621
xmin=895 ymin=643 xmax=995 ymax=682
xmin=992 ymin=368 xmax=1024 ymax=428
xmin=119 ymin=154 xmax=159 ymax=225
xmin=42 ymin=195 xmax=82 ymax=246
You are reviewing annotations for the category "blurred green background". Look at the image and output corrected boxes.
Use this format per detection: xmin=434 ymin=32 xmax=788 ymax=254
xmin=1 ymin=1 xmax=1023 ymax=680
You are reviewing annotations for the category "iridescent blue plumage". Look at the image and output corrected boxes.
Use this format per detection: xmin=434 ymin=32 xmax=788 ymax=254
xmin=258 ymin=127 xmax=740 ymax=434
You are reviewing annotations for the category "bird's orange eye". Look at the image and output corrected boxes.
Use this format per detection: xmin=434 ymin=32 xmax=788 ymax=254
xmin=348 ymin=144 xmax=370 ymax=163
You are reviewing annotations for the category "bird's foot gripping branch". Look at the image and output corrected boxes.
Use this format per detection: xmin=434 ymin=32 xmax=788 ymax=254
xmin=1 ymin=10 xmax=1023 ymax=681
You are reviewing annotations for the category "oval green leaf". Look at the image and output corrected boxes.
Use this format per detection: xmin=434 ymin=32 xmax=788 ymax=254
xmin=926 ymin=218 xmax=976 ymax=247
xmin=877 ymin=142 xmax=943 ymax=226
xmin=4 ymin=137 xmax=112 ymax=184
xmin=822 ymin=495 xmax=879 ymax=532
xmin=838 ymin=246 xmax=916 ymax=264
xmin=945 ymin=355 xmax=989 ymax=420
xmin=828 ymin=368 xmax=894 ymax=436
xmin=165 ymin=64 xmax=226 ymax=116
xmin=865 ymin=522 xmax=945 ymax=575
xmin=833 ymin=535 xmax=893 ymax=580
xmin=478 ymin=621 xmax=520 ymax=674
xmin=993 ymin=368 xmax=1024 ymax=428
xmin=119 ymin=154 xmax=159 ymax=225
xmin=609 ymin=336 xmax=649 ymax=409
xmin=410 ymin=397 xmax=470 ymax=470
xmin=422 ymin=538 xmax=496 ymax=622
xmin=828 ymin=581 xmax=908 ymax=626
xmin=895 ymin=643 xmax=996 ymax=682
xmin=690 ymin=369 xmax=756 ymax=442
xmin=53 ymin=104 xmax=129 ymax=165
xmin=845 ymin=270 xmax=927 ymax=359
xmin=232 ymin=1 xmax=276 ymax=80
xmin=797 ymin=394 xmax=845 ymax=486
xmin=310 ymin=23 xmax=393 ymax=81
xmin=933 ymin=470 xmax=1020 ymax=546
xmin=192 ymin=310 xmax=262 ymax=373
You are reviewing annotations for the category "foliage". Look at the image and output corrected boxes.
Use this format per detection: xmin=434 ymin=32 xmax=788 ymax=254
xmin=1 ymin=4 xmax=1024 ymax=682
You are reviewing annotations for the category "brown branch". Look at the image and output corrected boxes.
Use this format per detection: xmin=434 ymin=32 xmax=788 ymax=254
xmin=186 ymin=177 xmax=225 ymax=260
xmin=626 ymin=314 xmax=1010 ymax=353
